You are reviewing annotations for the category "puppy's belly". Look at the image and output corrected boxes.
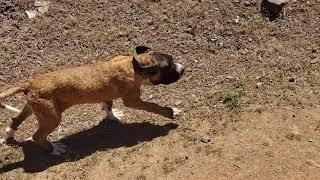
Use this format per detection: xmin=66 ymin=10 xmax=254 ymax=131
xmin=55 ymin=86 xmax=121 ymax=106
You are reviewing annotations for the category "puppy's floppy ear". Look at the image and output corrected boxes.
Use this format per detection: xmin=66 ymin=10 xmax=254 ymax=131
xmin=135 ymin=46 xmax=152 ymax=54
xmin=132 ymin=56 xmax=158 ymax=75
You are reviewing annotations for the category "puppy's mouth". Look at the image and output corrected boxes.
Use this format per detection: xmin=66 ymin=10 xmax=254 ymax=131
xmin=175 ymin=63 xmax=185 ymax=78
xmin=152 ymin=63 xmax=185 ymax=85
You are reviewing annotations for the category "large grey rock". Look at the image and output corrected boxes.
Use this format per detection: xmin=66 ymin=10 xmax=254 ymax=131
xmin=25 ymin=0 xmax=50 ymax=19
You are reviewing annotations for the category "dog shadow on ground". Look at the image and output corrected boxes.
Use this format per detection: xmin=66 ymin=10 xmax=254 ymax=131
xmin=0 ymin=120 xmax=178 ymax=173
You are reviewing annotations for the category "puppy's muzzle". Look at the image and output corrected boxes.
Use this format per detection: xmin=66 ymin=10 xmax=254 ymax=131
xmin=175 ymin=63 xmax=185 ymax=77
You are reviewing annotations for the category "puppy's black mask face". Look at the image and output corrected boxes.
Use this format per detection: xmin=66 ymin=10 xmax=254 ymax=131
xmin=133 ymin=46 xmax=184 ymax=85
xmin=151 ymin=53 xmax=184 ymax=85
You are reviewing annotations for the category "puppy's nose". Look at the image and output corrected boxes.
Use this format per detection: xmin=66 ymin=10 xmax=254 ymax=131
xmin=176 ymin=63 xmax=184 ymax=75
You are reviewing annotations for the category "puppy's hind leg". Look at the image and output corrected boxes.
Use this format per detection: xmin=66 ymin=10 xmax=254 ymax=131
xmin=1 ymin=104 xmax=33 ymax=144
xmin=102 ymin=101 xmax=124 ymax=123
xmin=31 ymin=99 xmax=66 ymax=155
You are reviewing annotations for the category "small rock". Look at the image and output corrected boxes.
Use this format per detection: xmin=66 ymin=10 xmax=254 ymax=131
xmin=118 ymin=31 xmax=128 ymax=37
xmin=186 ymin=68 xmax=192 ymax=73
xmin=250 ymin=0 xmax=257 ymax=4
xmin=309 ymin=139 xmax=313 ymax=142
xmin=256 ymin=82 xmax=263 ymax=88
xmin=234 ymin=16 xmax=240 ymax=23
xmin=240 ymin=49 xmax=249 ymax=55
xmin=25 ymin=10 xmax=39 ymax=19
xmin=226 ymin=75 xmax=234 ymax=80
xmin=262 ymin=142 xmax=269 ymax=146
xmin=25 ymin=0 xmax=50 ymax=19
xmin=209 ymin=36 xmax=218 ymax=43
xmin=244 ymin=1 xmax=250 ymax=6
xmin=286 ymin=126 xmax=302 ymax=141
xmin=185 ymin=27 xmax=195 ymax=36
xmin=311 ymin=59 xmax=319 ymax=64
xmin=34 ymin=0 xmax=50 ymax=7
xmin=232 ymin=0 xmax=241 ymax=4
xmin=288 ymin=77 xmax=295 ymax=82
xmin=124 ymin=41 xmax=130 ymax=46
xmin=36 ymin=4 xmax=49 ymax=14
xmin=244 ymin=0 xmax=257 ymax=6
xmin=310 ymin=54 xmax=317 ymax=59
xmin=175 ymin=100 xmax=182 ymax=106
xmin=255 ymin=76 xmax=262 ymax=80
xmin=148 ymin=94 xmax=153 ymax=99
xmin=200 ymin=136 xmax=211 ymax=143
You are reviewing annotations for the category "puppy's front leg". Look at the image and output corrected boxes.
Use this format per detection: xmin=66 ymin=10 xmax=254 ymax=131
xmin=102 ymin=101 xmax=123 ymax=122
xmin=122 ymin=97 xmax=178 ymax=119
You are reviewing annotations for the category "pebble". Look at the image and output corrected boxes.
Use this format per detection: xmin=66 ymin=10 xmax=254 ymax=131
xmin=226 ymin=75 xmax=234 ymax=80
xmin=200 ymin=136 xmax=211 ymax=143
xmin=34 ymin=0 xmax=50 ymax=7
xmin=256 ymin=82 xmax=263 ymax=88
xmin=311 ymin=59 xmax=319 ymax=64
xmin=310 ymin=54 xmax=317 ymax=59
xmin=175 ymin=100 xmax=182 ymax=106
xmin=209 ymin=37 xmax=218 ymax=43
xmin=124 ymin=41 xmax=130 ymax=46
xmin=244 ymin=0 xmax=257 ymax=6
xmin=234 ymin=16 xmax=240 ymax=24
xmin=148 ymin=94 xmax=153 ymax=99
xmin=25 ymin=10 xmax=39 ymax=19
xmin=255 ymin=76 xmax=262 ymax=80
xmin=25 ymin=1 xmax=50 ymax=19
xmin=232 ymin=0 xmax=240 ymax=4
xmin=250 ymin=0 xmax=258 ymax=4
xmin=288 ymin=77 xmax=295 ymax=82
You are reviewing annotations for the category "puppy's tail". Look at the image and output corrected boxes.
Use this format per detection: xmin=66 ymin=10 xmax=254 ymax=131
xmin=0 ymin=82 xmax=29 ymax=100
xmin=0 ymin=82 xmax=29 ymax=112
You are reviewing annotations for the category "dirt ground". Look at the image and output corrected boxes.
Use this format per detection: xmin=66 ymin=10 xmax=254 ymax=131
xmin=0 ymin=0 xmax=320 ymax=179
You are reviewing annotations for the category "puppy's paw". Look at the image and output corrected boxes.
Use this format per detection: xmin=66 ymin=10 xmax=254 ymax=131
xmin=110 ymin=109 xmax=124 ymax=120
xmin=0 ymin=127 xmax=16 ymax=144
xmin=164 ymin=107 xmax=181 ymax=119
xmin=105 ymin=109 xmax=124 ymax=122
xmin=5 ymin=127 xmax=14 ymax=139
xmin=172 ymin=108 xmax=182 ymax=118
xmin=25 ymin=136 xmax=33 ymax=142
xmin=50 ymin=142 xmax=67 ymax=156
